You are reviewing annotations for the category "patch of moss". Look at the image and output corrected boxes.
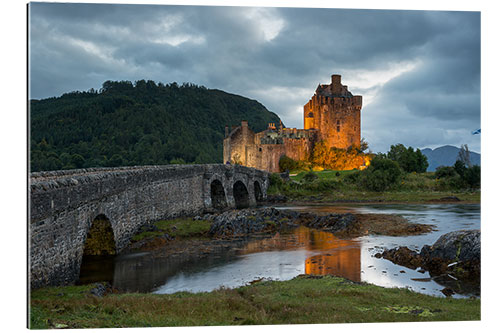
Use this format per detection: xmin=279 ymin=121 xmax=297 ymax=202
xmin=133 ymin=218 xmax=211 ymax=242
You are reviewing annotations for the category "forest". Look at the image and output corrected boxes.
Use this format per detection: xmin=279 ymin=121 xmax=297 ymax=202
xmin=30 ymin=80 xmax=281 ymax=172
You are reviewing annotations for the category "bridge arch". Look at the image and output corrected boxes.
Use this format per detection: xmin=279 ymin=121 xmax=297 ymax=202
xmin=233 ymin=180 xmax=250 ymax=209
xmin=210 ymin=179 xmax=228 ymax=210
xmin=78 ymin=214 xmax=116 ymax=284
xmin=82 ymin=214 xmax=116 ymax=256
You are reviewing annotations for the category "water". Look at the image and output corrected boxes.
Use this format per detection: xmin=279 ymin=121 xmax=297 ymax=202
xmin=79 ymin=204 xmax=480 ymax=298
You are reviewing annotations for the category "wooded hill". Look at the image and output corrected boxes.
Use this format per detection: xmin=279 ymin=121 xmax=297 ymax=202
xmin=30 ymin=80 xmax=281 ymax=172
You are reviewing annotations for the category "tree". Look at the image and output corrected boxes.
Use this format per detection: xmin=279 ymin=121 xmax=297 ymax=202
xmin=359 ymin=138 xmax=369 ymax=153
xmin=107 ymin=154 xmax=123 ymax=167
xmin=387 ymin=144 xmax=428 ymax=173
xmin=70 ymin=154 xmax=85 ymax=169
xmin=29 ymin=79 xmax=281 ymax=171
xmin=453 ymin=160 xmax=466 ymax=177
xmin=414 ymin=149 xmax=429 ymax=173
xmin=464 ymin=165 xmax=481 ymax=189
xmin=311 ymin=141 xmax=331 ymax=167
xmin=458 ymin=144 xmax=472 ymax=168
xmin=279 ymin=155 xmax=299 ymax=172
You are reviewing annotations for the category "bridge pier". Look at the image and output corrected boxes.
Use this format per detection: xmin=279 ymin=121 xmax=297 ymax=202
xmin=29 ymin=164 xmax=269 ymax=288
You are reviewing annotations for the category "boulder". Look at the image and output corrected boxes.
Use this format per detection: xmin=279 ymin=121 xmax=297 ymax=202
xmin=420 ymin=229 xmax=480 ymax=263
xmin=378 ymin=229 xmax=480 ymax=279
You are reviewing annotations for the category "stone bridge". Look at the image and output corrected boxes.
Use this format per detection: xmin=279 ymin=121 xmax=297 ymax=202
xmin=29 ymin=164 xmax=269 ymax=288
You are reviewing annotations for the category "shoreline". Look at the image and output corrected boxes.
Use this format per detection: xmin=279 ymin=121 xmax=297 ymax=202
xmin=265 ymin=196 xmax=480 ymax=206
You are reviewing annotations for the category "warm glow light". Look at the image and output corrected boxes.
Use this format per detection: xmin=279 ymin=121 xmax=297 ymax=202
xmin=241 ymin=227 xmax=362 ymax=282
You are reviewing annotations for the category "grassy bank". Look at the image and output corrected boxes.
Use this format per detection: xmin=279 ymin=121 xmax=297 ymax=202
xmin=30 ymin=275 xmax=479 ymax=328
xmin=131 ymin=217 xmax=211 ymax=242
xmin=269 ymin=170 xmax=480 ymax=203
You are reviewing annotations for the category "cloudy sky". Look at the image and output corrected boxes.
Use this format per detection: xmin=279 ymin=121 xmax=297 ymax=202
xmin=28 ymin=1 xmax=481 ymax=153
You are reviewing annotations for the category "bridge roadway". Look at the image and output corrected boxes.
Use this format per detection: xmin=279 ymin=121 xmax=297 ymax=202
xmin=29 ymin=164 xmax=269 ymax=288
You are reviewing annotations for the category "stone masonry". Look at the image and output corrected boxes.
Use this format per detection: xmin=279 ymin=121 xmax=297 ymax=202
xmin=223 ymin=74 xmax=363 ymax=172
xmin=29 ymin=164 xmax=268 ymax=289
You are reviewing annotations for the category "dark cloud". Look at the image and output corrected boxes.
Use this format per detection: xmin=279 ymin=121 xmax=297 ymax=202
xmin=28 ymin=2 xmax=480 ymax=153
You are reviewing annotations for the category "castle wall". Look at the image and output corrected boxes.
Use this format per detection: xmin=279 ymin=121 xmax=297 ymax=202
xmin=223 ymin=74 xmax=364 ymax=173
xmin=249 ymin=144 xmax=286 ymax=173
xmin=223 ymin=121 xmax=256 ymax=165
xmin=283 ymin=137 xmax=314 ymax=162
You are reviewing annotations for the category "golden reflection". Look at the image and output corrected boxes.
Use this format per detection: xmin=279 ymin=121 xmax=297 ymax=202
xmin=241 ymin=226 xmax=361 ymax=282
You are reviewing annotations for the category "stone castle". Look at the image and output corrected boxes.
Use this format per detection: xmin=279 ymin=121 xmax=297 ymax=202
xmin=223 ymin=74 xmax=363 ymax=172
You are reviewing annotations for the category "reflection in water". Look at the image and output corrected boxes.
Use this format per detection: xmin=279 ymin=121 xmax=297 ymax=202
xmin=78 ymin=204 xmax=480 ymax=298
xmin=240 ymin=227 xmax=361 ymax=282
xmin=78 ymin=255 xmax=115 ymax=285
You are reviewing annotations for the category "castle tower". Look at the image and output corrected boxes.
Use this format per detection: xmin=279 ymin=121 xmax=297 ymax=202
xmin=303 ymin=74 xmax=362 ymax=149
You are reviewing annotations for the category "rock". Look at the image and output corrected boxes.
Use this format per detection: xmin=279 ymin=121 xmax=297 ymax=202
xmin=378 ymin=230 xmax=480 ymax=279
xmin=441 ymin=287 xmax=455 ymax=297
xmin=206 ymin=207 xmax=362 ymax=238
xmin=266 ymin=195 xmax=288 ymax=203
xmin=422 ymin=230 xmax=480 ymax=263
xmin=429 ymin=196 xmax=461 ymax=202
xmin=380 ymin=246 xmax=424 ymax=269
xmin=137 ymin=224 xmax=159 ymax=233
xmin=301 ymin=212 xmax=360 ymax=234
xmin=89 ymin=282 xmax=110 ymax=297
xmin=279 ymin=171 xmax=290 ymax=181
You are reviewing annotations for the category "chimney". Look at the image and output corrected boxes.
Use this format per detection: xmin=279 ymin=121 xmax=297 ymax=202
xmin=225 ymin=125 xmax=229 ymax=138
xmin=331 ymin=74 xmax=341 ymax=86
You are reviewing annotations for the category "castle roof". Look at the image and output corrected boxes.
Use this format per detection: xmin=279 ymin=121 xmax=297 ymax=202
xmin=315 ymin=84 xmax=353 ymax=98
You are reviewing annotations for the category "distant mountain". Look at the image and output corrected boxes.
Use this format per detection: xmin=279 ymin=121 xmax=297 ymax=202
xmin=421 ymin=145 xmax=481 ymax=171
xmin=30 ymin=80 xmax=281 ymax=172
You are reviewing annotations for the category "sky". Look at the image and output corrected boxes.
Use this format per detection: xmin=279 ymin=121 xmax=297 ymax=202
xmin=28 ymin=1 xmax=481 ymax=153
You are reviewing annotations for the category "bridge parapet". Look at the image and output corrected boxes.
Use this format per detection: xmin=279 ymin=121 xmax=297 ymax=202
xmin=29 ymin=164 xmax=269 ymax=288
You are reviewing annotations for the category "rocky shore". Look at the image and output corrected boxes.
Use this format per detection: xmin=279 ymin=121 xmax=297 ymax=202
xmin=198 ymin=207 xmax=433 ymax=238
xmin=126 ymin=207 xmax=435 ymax=258
xmin=375 ymin=229 xmax=480 ymax=296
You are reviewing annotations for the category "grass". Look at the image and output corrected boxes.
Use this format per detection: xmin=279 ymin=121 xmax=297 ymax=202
xmin=131 ymin=217 xmax=211 ymax=242
xmin=270 ymin=170 xmax=480 ymax=203
xmin=29 ymin=275 xmax=480 ymax=328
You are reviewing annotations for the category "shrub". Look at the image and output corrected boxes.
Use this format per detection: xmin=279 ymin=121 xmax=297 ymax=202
xmin=359 ymin=156 xmax=402 ymax=191
xmin=311 ymin=140 xmax=371 ymax=170
xmin=303 ymin=171 xmax=319 ymax=183
xmin=307 ymin=179 xmax=339 ymax=191
xmin=279 ymin=155 xmax=298 ymax=172
xmin=435 ymin=166 xmax=457 ymax=179
xmin=269 ymin=173 xmax=284 ymax=187
xmin=435 ymin=161 xmax=480 ymax=189
xmin=436 ymin=174 xmax=464 ymax=190
xmin=344 ymin=171 xmax=361 ymax=184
